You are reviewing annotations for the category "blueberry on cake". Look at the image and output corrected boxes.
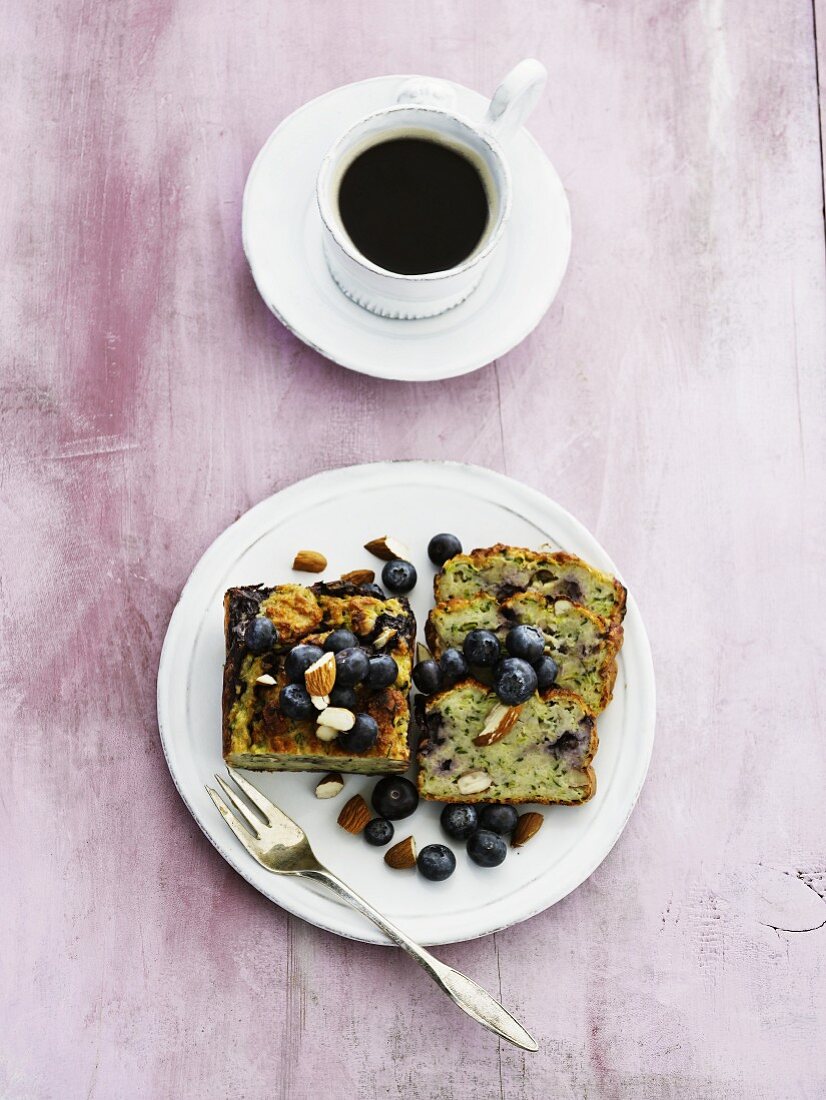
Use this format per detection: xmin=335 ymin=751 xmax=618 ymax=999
xmin=417 ymin=681 xmax=597 ymax=804
xmin=426 ymin=590 xmax=621 ymax=713
xmin=434 ymin=543 xmax=626 ymax=628
xmin=222 ymin=579 xmax=415 ymax=773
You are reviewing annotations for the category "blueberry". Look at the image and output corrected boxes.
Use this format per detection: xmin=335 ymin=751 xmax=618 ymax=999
xmin=440 ymin=803 xmax=479 ymax=840
xmin=362 ymin=583 xmax=387 ymax=599
xmin=505 ymin=624 xmax=545 ymax=664
xmin=329 ymin=685 xmax=358 ymax=709
xmin=417 ymin=843 xmax=456 ymax=881
xmin=427 ymin=533 xmax=462 ymax=566
xmin=371 ymin=776 xmax=419 ymax=820
xmin=463 ymin=629 xmax=501 ymax=668
xmin=335 ymin=647 xmax=370 ymax=686
xmin=366 ymin=653 xmax=398 ymax=689
xmin=534 ymin=654 xmax=559 ymax=692
xmin=278 ymin=682 xmax=315 ymax=720
xmin=324 ymin=628 xmax=358 ymax=653
xmin=364 ymin=818 xmax=394 ymax=846
xmin=284 ymin=643 xmax=324 ymax=682
xmin=478 ymin=804 xmax=519 ymax=836
xmin=493 ymin=657 xmax=538 ymax=705
xmin=382 ymin=559 xmax=417 ymax=594
xmin=439 ymin=647 xmax=469 ymax=687
xmin=244 ymin=616 xmax=278 ymax=654
xmin=338 ymin=713 xmax=379 ymax=752
xmin=412 ymin=659 xmax=442 ymax=695
xmin=467 ymin=829 xmax=508 ymax=867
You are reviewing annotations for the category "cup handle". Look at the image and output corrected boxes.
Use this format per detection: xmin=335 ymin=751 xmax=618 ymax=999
xmin=483 ymin=59 xmax=547 ymax=144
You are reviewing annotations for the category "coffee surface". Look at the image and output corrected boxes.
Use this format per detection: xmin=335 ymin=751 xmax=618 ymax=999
xmin=337 ymin=137 xmax=490 ymax=275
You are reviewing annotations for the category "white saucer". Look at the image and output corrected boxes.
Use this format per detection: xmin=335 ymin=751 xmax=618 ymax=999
xmin=242 ymin=77 xmax=571 ymax=382
xmin=157 ymin=462 xmax=655 ymax=946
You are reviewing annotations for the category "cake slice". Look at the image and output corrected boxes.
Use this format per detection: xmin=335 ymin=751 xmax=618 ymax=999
xmin=222 ymin=579 xmax=415 ymax=774
xmin=425 ymin=590 xmax=621 ymax=713
xmin=417 ymin=680 xmax=597 ymax=804
xmin=434 ymin=543 xmax=626 ymax=628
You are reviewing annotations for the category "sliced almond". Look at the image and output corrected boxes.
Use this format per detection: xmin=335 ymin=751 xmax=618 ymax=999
xmin=315 ymin=724 xmax=338 ymax=742
xmin=341 ymin=568 xmax=375 ymax=586
xmin=337 ymin=794 xmax=372 ymax=834
xmin=384 ymin=836 xmax=417 ymax=869
xmin=511 ymin=811 xmax=544 ymax=847
xmin=456 ymin=769 xmax=492 ymax=796
xmin=315 ymin=772 xmax=345 ymax=799
xmin=473 ymin=703 xmax=522 ymax=747
xmin=364 ymin=535 xmax=412 ymax=562
xmin=305 ymin=651 xmax=336 ymax=696
xmin=372 ymin=626 xmax=397 ymax=649
xmin=292 ymin=549 xmax=327 ymax=573
xmin=255 ymin=673 xmax=277 ymax=686
xmin=311 ymin=694 xmax=331 ymax=711
xmin=317 ymin=707 xmax=355 ymax=732
xmin=554 ymin=600 xmax=572 ymax=615
xmin=416 ymin=642 xmax=432 ymax=664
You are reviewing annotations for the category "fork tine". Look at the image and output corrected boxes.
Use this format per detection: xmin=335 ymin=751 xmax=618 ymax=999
xmin=225 ymin=767 xmax=277 ymax=824
xmin=206 ymin=786 xmax=261 ymax=853
xmin=215 ymin=774 xmax=265 ymax=837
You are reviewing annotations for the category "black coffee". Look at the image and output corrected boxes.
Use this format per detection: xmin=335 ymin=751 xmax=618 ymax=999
xmin=337 ymin=136 xmax=490 ymax=275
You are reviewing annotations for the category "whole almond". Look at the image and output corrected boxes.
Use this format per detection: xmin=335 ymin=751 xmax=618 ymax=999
xmin=316 ymin=706 xmax=355 ymax=732
xmin=473 ymin=703 xmax=522 ymax=747
xmin=315 ymin=772 xmax=345 ymax=799
xmin=364 ymin=535 xmax=412 ymax=562
xmin=341 ymin=568 xmax=375 ymax=586
xmin=456 ymin=769 xmax=492 ymax=796
xmin=305 ymin=651 xmax=336 ymax=696
xmin=337 ymin=794 xmax=372 ymax=834
xmin=384 ymin=836 xmax=417 ymax=869
xmin=512 ymin=812 xmax=544 ymax=848
xmin=293 ymin=549 xmax=327 ymax=573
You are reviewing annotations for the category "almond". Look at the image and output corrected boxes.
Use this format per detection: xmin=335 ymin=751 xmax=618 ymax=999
xmin=315 ymin=724 xmax=338 ymax=742
xmin=473 ymin=703 xmax=522 ymax=747
xmin=372 ymin=626 xmax=397 ymax=649
xmin=305 ymin=651 xmax=336 ymax=696
xmin=512 ymin=811 xmax=544 ymax=848
xmin=311 ymin=694 xmax=331 ymax=711
xmin=337 ymin=794 xmax=372 ymax=834
xmin=341 ymin=568 xmax=375 ymax=586
xmin=384 ymin=835 xmax=417 ymax=869
xmin=255 ymin=673 xmax=277 ymax=686
xmin=456 ymin=769 xmax=492 ymax=796
xmin=317 ymin=706 xmax=355 ymax=732
xmin=293 ymin=549 xmax=327 ymax=573
xmin=364 ymin=535 xmax=412 ymax=562
xmin=315 ymin=772 xmax=345 ymax=799
xmin=416 ymin=642 xmax=432 ymax=664
xmin=554 ymin=600 xmax=572 ymax=615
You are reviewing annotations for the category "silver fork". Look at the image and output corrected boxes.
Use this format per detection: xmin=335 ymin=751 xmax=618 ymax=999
xmin=206 ymin=767 xmax=538 ymax=1051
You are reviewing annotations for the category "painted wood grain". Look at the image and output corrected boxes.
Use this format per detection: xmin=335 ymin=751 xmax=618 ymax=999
xmin=0 ymin=1 xmax=824 ymax=1098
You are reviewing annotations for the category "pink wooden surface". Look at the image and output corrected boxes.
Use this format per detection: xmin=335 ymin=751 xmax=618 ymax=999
xmin=1 ymin=1 xmax=825 ymax=1097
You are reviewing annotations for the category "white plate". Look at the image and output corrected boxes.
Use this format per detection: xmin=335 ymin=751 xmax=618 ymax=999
xmin=157 ymin=462 xmax=655 ymax=946
xmin=242 ymin=77 xmax=571 ymax=381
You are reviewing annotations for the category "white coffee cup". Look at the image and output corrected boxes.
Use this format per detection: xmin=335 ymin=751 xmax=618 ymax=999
xmin=316 ymin=59 xmax=547 ymax=320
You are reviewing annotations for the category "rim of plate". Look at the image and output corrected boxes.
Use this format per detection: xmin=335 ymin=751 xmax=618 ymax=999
xmin=241 ymin=76 xmax=572 ymax=382
xmin=157 ymin=461 xmax=655 ymax=945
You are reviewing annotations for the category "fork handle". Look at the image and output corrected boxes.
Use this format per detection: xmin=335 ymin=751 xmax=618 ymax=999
xmin=302 ymin=868 xmax=538 ymax=1052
